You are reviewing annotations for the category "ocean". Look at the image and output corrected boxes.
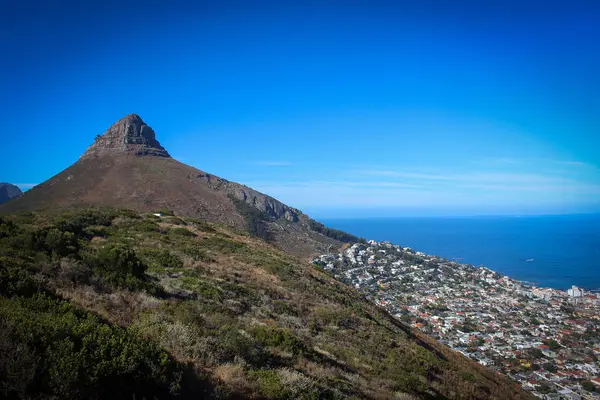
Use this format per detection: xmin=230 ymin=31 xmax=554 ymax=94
xmin=321 ymin=214 xmax=600 ymax=291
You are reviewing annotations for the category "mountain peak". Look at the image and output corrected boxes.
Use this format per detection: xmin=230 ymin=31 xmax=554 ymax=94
xmin=81 ymin=114 xmax=170 ymax=158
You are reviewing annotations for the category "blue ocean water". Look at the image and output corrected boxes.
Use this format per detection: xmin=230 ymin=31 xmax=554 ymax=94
xmin=321 ymin=215 xmax=600 ymax=291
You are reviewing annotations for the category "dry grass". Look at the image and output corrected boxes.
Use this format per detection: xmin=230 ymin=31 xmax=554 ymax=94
xmin=213 ymin=362 xmax=251 ymax=395
xmin=58 ymin=286 xmax=161 ymax=326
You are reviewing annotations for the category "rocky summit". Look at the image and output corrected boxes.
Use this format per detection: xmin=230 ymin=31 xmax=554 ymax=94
xmin=0 ymin=114 xmax=357 ymax=259
xmin=0 ymin=183 xmax=22 ymax=205
xmin=82 ymin=114 xmax=170 ymax=158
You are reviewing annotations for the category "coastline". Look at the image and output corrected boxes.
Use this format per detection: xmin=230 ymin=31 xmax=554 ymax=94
xmin=314 ymin=239 xmax=600 ymax=398
xmin=321 ymin=215 xmax=600 ymax=291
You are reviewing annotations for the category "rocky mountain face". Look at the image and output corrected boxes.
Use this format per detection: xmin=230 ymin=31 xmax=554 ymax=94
xmin=82 ymin=114 xmax=170 ymax=158
xmin=0 ymin=183 xmax=23 ymax=205
xmin=0 ymin=115 xmax=347 ymax=258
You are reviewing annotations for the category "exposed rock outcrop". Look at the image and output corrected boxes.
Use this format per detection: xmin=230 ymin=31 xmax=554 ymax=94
xmin=81 ymin=114 xmax=170 ymax=158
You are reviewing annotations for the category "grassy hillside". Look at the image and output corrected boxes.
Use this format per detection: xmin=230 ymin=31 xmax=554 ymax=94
xmin=0 ymin=209 xmax=530 ymax=399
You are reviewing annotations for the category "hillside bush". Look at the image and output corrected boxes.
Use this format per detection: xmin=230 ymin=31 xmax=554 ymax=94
xmin=0 ymin=294 xmax=183 ymax=400
xmin=83 ymin=244 xmax=157 ymax=293
xmin=200 ymin=236 xmax=247 ymax=254
xmin=249 ymin=369 xmax=287 ymax=399
xmin=54 ymin=209 xmax=114 ymax=236
xmin=251 ymin=325 xmax=306 ymax=355
xmin=307 ymin=219 xmax=365 ymax=243
xmin=170 ymin=227 xmax=196 ymax=237
xmin=140 ymin=248 xmax=184 ymax=269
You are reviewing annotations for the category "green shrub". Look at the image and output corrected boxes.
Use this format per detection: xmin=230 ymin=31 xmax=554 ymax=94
xmin=82 ymin=225 xmax=110 ymax=237
xmin=133 ymin=219 xmax=161 ymax=233
xmin=83 ymin=244 xmax=153 ymax=292
xmin=216 ymin=326 xmax=265 ymax=364
xmin=113 ymin=209 xmax=141 ymax=219
xmin=0 ymin=217 xmax=18 ymax=239
xmin=258 ymin=258 xmax=296 ymax=279
xmin=54 ymin=209 xmax=114 ymax=236
xmin=251 ymin=325 xmax=306 ymax=355
xmin=140 ymin=248 xmax=183 ymax=269
xmin=0 ymin=263 xmax=40 ymax=297
xmin=169 ymin=227 xmax=196 ymax=237
xmin=462 ymin=372 xmax=476 ymax=382
xmin=180 ymin=277 xmax=223 ymax=301
xmin=200 ymin=236 xmax=247 ymax=254
xmin=307 ymin=219 xmax=365 ymax=243
xmin=0 ymin=294 xmax=182 ymax=399
xmin=42 ymin=228 xmax=78 ymax=257
xmin=249 ymin=369 xmax=287 ymax=399
xmin=182 ymin=246 xmax=215 ymax=262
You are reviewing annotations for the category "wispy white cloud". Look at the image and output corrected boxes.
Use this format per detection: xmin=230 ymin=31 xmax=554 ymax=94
xmin=471 ymin=158 xmax=598 ymax=171
xmin=553 ymin=160 xmax=593 ymax=167
xmin=356 ymin=169 xmax=577 ymax=185
xmin=244 ymin=165 xmax=600 ymax=213
xmin=471 ymin=157 xmax=523 ymax=166
xmin=246 ymin=180 xmax=424 ymax=189
xmin=357 ymin=170 xmax=456 ymax=181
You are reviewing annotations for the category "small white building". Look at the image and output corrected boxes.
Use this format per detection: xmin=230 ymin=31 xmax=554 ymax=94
xmin=567 ymin=285 xmax=583 ymax=298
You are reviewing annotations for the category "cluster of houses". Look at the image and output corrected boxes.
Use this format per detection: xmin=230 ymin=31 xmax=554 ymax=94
xmin=314 ymin=241 xmax=600 ymax=399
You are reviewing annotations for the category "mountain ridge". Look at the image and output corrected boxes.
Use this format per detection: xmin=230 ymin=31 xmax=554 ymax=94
xmin=0 ymin=115 xmax=356 ymax=259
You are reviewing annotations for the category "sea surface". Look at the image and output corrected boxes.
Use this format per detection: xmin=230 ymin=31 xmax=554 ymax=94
xmin=321 ymin=214 xmax=600 ymax=291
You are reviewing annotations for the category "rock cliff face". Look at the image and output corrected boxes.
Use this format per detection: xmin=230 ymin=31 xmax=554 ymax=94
xmin=82 ymin=114 xmax=170 ymax=158
xmin=1 ymin=115 xmax=341 ymax=258
xmin=0 ymin=183 xmax=23 ymax=205
xmin=191 ymin=172 xmax=300 ymax=222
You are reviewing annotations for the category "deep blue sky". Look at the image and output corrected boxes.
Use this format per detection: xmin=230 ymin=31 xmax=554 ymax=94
xmin=1 ymin=1 xmax=599 ymax=217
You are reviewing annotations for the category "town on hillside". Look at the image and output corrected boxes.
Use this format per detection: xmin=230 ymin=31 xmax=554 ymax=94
xmin=314 ymin=241 xmax=600 ymax=400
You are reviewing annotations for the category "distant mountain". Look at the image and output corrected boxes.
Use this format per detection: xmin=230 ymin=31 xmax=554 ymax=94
xmin=0 ymin=183 xmax=23 ymax=205
xmin=0 ymin=114 xmax=359 ymax=258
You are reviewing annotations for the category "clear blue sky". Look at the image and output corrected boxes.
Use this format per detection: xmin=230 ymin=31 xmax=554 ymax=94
xmin=1 ymin=1 xmax=599 ymax=217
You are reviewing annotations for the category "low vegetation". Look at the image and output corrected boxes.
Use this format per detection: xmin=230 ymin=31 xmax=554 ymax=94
xmin=307 ymin=219 xmax=366 ymax=243
xmin=0 ymin=209 xmax=528 ymax=399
